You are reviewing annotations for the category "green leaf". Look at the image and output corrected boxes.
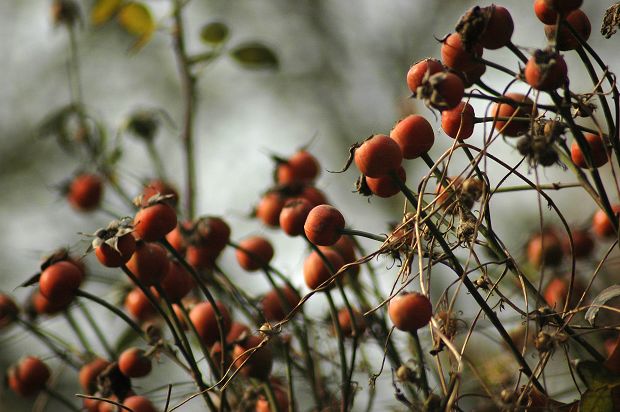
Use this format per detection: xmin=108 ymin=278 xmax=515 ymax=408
xmin=229 ymin=42 xmax=279 ymax=70
xmin=581 ymin=387 xmax=614 ymax=412
xmin=200 ymin=22 xmax=229 ymax=45
xmin=91 ymin=0 xmax=122 ymax=26
xmin=117 ymin=2 xmax=155 ymax=50
xmin=577 ymin=361 xmax=620 ymax=389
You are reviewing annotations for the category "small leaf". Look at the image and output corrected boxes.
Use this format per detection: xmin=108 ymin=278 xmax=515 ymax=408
xmin=230 ymin=42 xmax=279 ymax=70
xmin=585 ymin=285 xmax=620 ymax=325
xmin=91 ymin=0 xmax=122 ymax=26
xmin=18 ymin=273 xmax=41 ymax=289
xmin=576 ymin=361 xmax=620 ymax=389
xmin=580 ymin=387 xmax=614 ymax=412
xmin=117 ymin=2 xmax=155 ymax=50
xmin=200 ymin=22 xmax=229 ymax=45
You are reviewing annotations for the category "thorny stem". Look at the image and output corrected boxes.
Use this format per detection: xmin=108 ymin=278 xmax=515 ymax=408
xmin=171 ymin=0 xmax=197 ymax=220
xmin=390 ymin=171 xmax=546 ymax=394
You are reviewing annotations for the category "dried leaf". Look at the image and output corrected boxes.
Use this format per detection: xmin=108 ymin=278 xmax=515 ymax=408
xmin=602 ymin=3 xmax=620 ymax=39
xmin=91 ymin=0 xmax=122 ymax=26
xmin=230 ymin=42 xmax=279 ymax=70
xmin=585 ymin=285 xmax=620 ymax=325
xmin=117 ymin=2 xmax=155 ymax=50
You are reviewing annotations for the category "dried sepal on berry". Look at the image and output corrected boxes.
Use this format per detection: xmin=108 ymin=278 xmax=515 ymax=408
xmin=456 ymin=5 xmax=516 ymax=51
xmin=90 ymin=218 xmax=136 ymax=267
xmin=91 ymin=218 xmax=134 ymax=254
xmin=602 ymin=3 xmax=620 ymax=39
xmin=416 ymin=71 xmax=464 ymax=111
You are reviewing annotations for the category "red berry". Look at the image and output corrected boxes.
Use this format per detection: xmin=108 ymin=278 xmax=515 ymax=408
xmin=166 ymin=222 xmax=190 ymax=253
xmin=543 ymin=0 xmax=582 ymax=14
xmin=142 ymin=179 xmax=179 ymax=208
xmin=8 ymin=356 xmax=50 ymax=397
xmin=441 ymin=102 xmax=475 ymax=140
xmin=526 ymin=228 xmax=564 ymax=268
xmin=534 ymin=0 xmax=558 ymax=24
xmin=79 ymin=358 xmax=110 ymax=394
xmin=261 ymin=286 xmax=301 ymax=322
xmin=544 ymin=9 xmax=590 ymax=51
xmin=388 ymin=292 xmax=432 ymax=333
xmin=592 ymin=205 xmax=620 ymax=238
xmin=95 ymin=233 xmax=136 ymax=268
xmin=389 ymin=114 xmax=435 ymax=159
xmin=125 ymin=287 xmax=157 ymax=322
xmin=39 ymin=261 xmax=83 ymax=306
xmin=406 ymin=58 xmax=444 ymax=94
xmin=571 ymin=133 xmax=609 ymax=168
xmin=68 ymin=173 xmax=103 ymax=212
xmin=160 ymin=260 xmax=195 ymax=302
xmin=337 ymin=307 xmax=366 ymax=338
xmin=123 ymin=396 xmax=157 ymax=412
xmin=194 ymin=216 xmax=231 ymax=253
xmin=441 ymin=33 xmax=483 ymax=72
xmin=524 ymin=50 xmax=568 ymax=91
xmin=365 ymin=166 xmax=405 ymax=198
xmin=354 ymin=134 xmax=403 ymax=178
xmin=562 ymin=228 xmax=594 ymax=259
xmin=491 ymin=93 xmax=537 ymax=137
xmin=126 ymin=241 xmax=170 ymax=286
xmin=300 ymin=185 xmax=328 ymax=207
xmin=185 ymin=245 xmax=218 ymax=269
xmin=276 ymin=150 xmax=320 ymax=184
xmin=255 ymin=386 xmax=289 ymax=412
xmin=119 ymin=347 xmax=152 ymax=378
xmin=134 ymin=202 xmax=177 ymax=242
xmin=189 ymin=301 xmax=232 ymax=346
xmin=543 ymin=276 xmax=584 ymax=309
xmin=304 ymin=205 xmax=345 ymax=246
xmin=31 ymin=291 xmax=67 ymax=315
xmin=227 ymin=321 xmax=251 ymax=344
xmin=460 ymin=62 xmax=486 ymax=88
xmin=233 ymin=335 xmax=273 ymax=380
xmin=422 ymin=72 xmax=465 ymax=110
xmin=479 ymin=5 xmax=514 ymax=50
xmin=303 ymin=249 xmax=344 ymax=290
xmin=256 ymin=192 xmax=286 ymax=227
xmin=0 ymin=294 xmax=18 ymax=329
xmin=279 ymin=198 xmax=313 ymax=236
xmin=236 ymin=236 xmax=275 ymax=271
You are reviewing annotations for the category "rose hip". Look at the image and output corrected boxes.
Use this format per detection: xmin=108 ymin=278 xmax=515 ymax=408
xmin=388 ymin=292 xmax=433 ymax=333
xmin=441 ymin=101 xmax=475 ymax=140
xmin=279 ymin=198 xmax=313 ymax=236
xmin=303 ymin=249 xmax=344 ymax=290
xmin=571 ymin=133 xmax=609 ymax=168
xmin=354 ymin=134 xmax=403 ymax=178
xmin=304 ymin=205 xmax=345 ymax=246
xmin=236 ymin=236 xmax=275 ymax=271
xmin=389 ymin=114 xmax=435 ymax=159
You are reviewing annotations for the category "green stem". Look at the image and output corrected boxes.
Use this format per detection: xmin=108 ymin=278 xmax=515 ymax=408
xmin=64 ymin=309 xmax=93 ymax=355
xmin=325 ymin=289 xmax=350 ymax=412
xmin=16 ymin=318 xmax=80 ymax=370
xmin=76 ymin=289 xmax=145 ymax=340
xmin=411 ymin=330 xmax=430 ymax=398
xmin=172 ymin=0 xmax=197 ymax=220
xmin=77 ymin=301 xmax=116 ymax=359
